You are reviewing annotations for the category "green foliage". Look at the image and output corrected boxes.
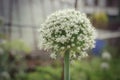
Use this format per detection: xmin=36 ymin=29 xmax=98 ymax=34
xmin=72 ymin=58 xmax=120 ymax=80
xmin=70 ymin=58 xmax=101 ymax=80
xmin=26 ymin=57 xmax=120 ymax=80
xmin=110 ymin=59 xmax=120 ymax=80
xmin=0 ymin=36 xmax=31 ymax=80
xmin=26 ymin=65 xmax=62 ymax=80
xmin=0 ymin=49 xmax=27 ymax=80
xmin=1 ymin=40 xmax=31 ymax=53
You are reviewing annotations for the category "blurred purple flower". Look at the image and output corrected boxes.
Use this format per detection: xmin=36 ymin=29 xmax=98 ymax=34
xmin=92 ymin=39 xmax=106 ymax=55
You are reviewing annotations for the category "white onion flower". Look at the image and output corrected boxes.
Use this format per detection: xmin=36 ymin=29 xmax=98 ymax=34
xmin=101 ymin=62 xmax=109 ymax=70
xmin=102 ymin=51 xmax=111 ymax=60
xmin=38 ymin=9 xmax=96 ymax=60
xmin=50 ymin=53 xmax=56 ymax=59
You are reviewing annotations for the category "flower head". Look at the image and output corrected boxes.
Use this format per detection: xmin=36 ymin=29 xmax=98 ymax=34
xmin=38 ymin=9 xmax=96 ymax=60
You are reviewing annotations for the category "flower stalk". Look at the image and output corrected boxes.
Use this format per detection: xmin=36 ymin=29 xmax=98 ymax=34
xmin=64 ymin=50 xmax=70 ymax=80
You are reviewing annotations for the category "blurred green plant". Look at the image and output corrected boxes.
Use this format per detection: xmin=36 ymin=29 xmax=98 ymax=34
xmin=0 ymin=34 xmax=31 ymax=80
xmin=26 ymin=57 xmax=120 ymax=80
xmin=27 ymin=66 xmax=62 ymax=80
xmin=71 ymin=57 xmax=120 ymax=80
xmin=26 ymin=60 xmax=62 ymax=80
xmin=1 ymin=40 xmax=31 ymax=53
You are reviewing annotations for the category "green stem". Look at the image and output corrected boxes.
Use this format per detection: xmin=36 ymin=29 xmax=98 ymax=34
xmin=64 ymin=50 xmax=70 ymax=80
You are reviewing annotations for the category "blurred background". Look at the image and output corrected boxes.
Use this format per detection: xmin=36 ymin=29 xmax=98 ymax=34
xmin=0 ymin=0 xmax=120 ymax=80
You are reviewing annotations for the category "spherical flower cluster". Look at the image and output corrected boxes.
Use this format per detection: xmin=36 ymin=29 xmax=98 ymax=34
xmin=38 ymin=9 xmax=96 ymax=60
